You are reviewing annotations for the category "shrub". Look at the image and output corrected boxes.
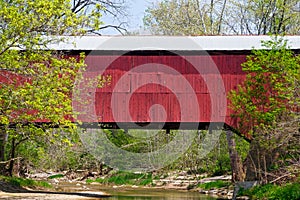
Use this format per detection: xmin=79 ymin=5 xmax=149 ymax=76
xmin=0 ymin=176 xmax=51 ymax=188
xmin=88 ymin=171 xmax=153 ymax=186
xmin=198 ymin=180 xmax=230 ymax=189
xmin=238 ymin=183 xmax=300 ymax=200
xmin=48 ymin=174 xmax=64 ymax=179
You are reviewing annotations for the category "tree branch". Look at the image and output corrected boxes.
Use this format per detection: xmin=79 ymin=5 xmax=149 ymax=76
xmin=0 ymin=157 xmax=22 ymax=164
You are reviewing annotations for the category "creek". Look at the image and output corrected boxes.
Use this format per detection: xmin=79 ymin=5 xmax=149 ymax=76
xmin=56 ymin=182 xmax=217 ymax=200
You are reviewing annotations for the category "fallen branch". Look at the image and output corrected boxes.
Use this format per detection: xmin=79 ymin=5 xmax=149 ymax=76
xmin=0 ymin=157 xmax=22 ymax=164
xmin=270 ymin=173 xmax=292 ymax=184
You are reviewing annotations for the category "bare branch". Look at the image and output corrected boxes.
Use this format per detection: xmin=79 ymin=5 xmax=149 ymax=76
xmin=0 ymin=157 xmax=22 ymax=164
xmin=89 ymin=23 xmax=128 ymax=35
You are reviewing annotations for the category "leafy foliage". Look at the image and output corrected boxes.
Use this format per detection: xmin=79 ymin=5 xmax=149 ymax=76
xmin=238 ymin=183 xmax=300 ymax=200
xmin=47 ymin=174 xmax=64 ymax=179
xmin=144 ymin=0 xmax=219 ymax=35
xmin=198 ymin=180 xmax=230 ymax=189
xmin=0 ymin=0 xmax=102 ymax=127
xmin=144 ymin=0 xmax=300 ymax=35
xmin=103 ymin=129 xmax=177 ymax=153
xmin=229 ymin=38 xmax=299 ymax=184
xmin=88 ymin=171 xmax=153 ymax=186
xmin=0 ymin=0 xmax=105 ymax=175
xmin=225 ymin=0 xmax=300 ymax=35
xmin=230 ymin=37 xmax=299 ymax=136
xmin=0 ymin=175 xmax=51 ymax=188
xmin=10 ymin=130 xmax=100 ymax=172
xmin=164 ymin=131 xmax=249 ymax=177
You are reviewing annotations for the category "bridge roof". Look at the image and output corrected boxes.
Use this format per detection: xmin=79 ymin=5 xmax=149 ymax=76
xmin=48 ymin=35 xmax=300 ymax=51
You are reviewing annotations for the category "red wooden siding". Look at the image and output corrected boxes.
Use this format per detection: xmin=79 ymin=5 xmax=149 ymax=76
xmin=76 ymin=54 xmax=247 ymax=132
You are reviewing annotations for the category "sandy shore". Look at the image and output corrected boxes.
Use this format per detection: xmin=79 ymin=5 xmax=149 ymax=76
xmin=0 ymin=181 xmax=110 ymax=200
xmin=0 ymin=191 xmax=109 ymax=200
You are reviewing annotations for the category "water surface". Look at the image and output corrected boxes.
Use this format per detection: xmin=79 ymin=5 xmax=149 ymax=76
xmin=102 ymin=187 xmax=216 ymax=200
xmin=57 ymin=183 xmax=216 ymax=200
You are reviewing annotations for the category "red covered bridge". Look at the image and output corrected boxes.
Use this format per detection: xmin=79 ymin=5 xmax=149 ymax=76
xmin=58 ymin=35 xmax=300 ymax=141
xmin=26 ymin=36 xmax=300 ymax=140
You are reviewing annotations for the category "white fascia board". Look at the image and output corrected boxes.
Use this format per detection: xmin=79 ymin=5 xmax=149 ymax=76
xmin=47 ymin=36 xmax=300 ymax=51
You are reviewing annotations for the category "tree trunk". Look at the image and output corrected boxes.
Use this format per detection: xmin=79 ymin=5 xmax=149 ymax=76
xmin=226 ymin=130 xmax=245 ymax=182
xmin=8 ymin=137 xmax=16 ymax=176
xmin=0 ymin=128 xmax=7 ymax=161
xmin=217 ymin=0 xmax=227 ymax=34
xmin=0 ymin=128 xmax=8 ymax=175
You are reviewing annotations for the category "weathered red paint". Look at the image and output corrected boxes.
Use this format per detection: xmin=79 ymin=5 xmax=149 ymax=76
xmin=77 ymin=53 xmax=249 ymax=138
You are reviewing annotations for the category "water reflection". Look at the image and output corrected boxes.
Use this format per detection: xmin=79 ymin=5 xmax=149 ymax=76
xmin=102 ymin=187 xmax=216 ymax=200
xmin=56 ymin=183 xmax=216 ymax=200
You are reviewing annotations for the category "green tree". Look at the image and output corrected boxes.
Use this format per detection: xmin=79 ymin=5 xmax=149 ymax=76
xmin=0 ymin=0 xmax=103 ymax=175
xmin=144 ymin=0 xmax=300 ymax=35
xmin=230 ymin=38 xmax=299 ymax=135
xmin=224 ymin=0 xmax=300 ymax=35
xmin=144 ymin=0 xmax=228 ymax=35
xmin=230 ymin=37 xmax=300 ymax=183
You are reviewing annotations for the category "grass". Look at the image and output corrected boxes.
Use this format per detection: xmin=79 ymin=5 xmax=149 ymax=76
xmin=198 ymin=180 xmax=231 ymax=189
xmin=47 ymin=174 xmax=64 ymax=179
xmin=238 ymin=183 xmax=300 ymax=200
xmin=0 ymin=175 xmax=51 ymax=188
xmin=87 ymin=171 xmax=153 ymax=186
